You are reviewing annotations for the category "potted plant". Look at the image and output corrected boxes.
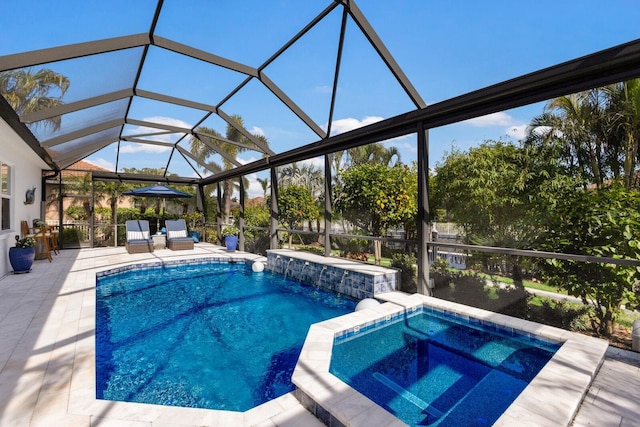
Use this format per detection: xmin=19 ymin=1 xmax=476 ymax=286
xmin=183 ymin=212 xmax=204 ymax=242
xmin=221 ymin=225 xmax=239 ymax=251
xmin=9 ymin=235 xmax=36 ymax=273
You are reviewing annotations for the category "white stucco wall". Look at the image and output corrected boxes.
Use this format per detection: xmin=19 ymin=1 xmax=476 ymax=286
xmin=0 ymin=118 xmax=49 ymax=277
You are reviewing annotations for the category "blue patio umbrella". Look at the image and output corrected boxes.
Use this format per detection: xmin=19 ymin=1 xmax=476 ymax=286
xmin=122 ymin=185 xmax=192 ymax=230
xmin=122 ymin=184 xmax=192 ymax=199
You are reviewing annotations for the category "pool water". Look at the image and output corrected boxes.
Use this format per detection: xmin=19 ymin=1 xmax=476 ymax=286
xmin=96 ymin=262 xmax=356 ymax=411
xmin=330 ymin=311 xmax=560 ymax=426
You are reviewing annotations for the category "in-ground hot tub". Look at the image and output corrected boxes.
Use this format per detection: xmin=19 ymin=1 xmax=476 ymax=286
xmin=330 ymin=306 xmax=560 ymax=425
xmin=292 ymin=292 xmax=608 ymax=427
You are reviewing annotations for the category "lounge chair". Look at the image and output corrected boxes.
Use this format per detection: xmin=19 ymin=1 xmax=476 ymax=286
xmin=125 ymin=220 xmax=154 ymax=254
xmin=165 ymin=219 xmax=194 ymax=250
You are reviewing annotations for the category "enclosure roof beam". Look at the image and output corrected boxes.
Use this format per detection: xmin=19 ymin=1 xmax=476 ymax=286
xmin=21 ymin=89 xmax=134 ymax=123
xmin=91 ymin=170 xmax=199 ymax=184
xmin=0 ymin=34 xmax=150 ymax=71
xmin=200 ymin=36 xmax=640 ymax=185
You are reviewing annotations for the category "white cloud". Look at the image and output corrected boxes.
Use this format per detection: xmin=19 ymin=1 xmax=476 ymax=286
xmin=123 ymin=116 xmax=190 ymax=144
xmin=506 ymin=125 xmax=528 ymax=140
xmin=464 ymin=112 xmax=514 ymax=127
xmin=300 ymin=157 xmax=324 ymax=168
xmin=143 ymin=116 xmax=191 ymax=130
xmin=245 ymin=173 xmax=264 ymax=199
xmin=237 ymin=155 xmax=259 ymax=165
xmin=120 ymin=116 xmax=191 ymax=154
xmin=120 ymin=143 xmax=172 ymax=154
xmin=401 ymin=141 xmax=417 ymax=154
xmin=463 ymin=112 xmax=537 ymax=141
xmin=251 ymin=126 xmax=265 ymax=136
xmin=84 ymin=157 xmax=114 ymax=171
xmin=329 ymin=116 xmax=384 ymax=135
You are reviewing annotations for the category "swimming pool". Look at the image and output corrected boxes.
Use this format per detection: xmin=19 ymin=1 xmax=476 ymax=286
xmin=95 ymin=260 xmax=356 ymax=411
xmin=292 ymin=292 xmax=609 ymax=426
xmin=330 ymin=309 xmax=560 ymax=426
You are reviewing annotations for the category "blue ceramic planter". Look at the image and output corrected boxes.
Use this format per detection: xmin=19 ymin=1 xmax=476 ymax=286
xmin=225 ymin=235 xmax=238 ymax=251
xmin=9 ymin=247 xmax=35 ymax=273
xmin=189 ymin=231 xmax=200 ymax=243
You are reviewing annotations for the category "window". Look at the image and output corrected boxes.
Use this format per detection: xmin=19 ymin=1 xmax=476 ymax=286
xmin=1 ymin=162 xmax=11 ymax=230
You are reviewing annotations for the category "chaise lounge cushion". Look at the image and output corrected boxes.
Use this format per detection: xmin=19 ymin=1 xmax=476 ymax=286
xmin=125 ymin=220 xmax=154 ymax=254
xmin=165 ymin=219 xmax=194 ymax=250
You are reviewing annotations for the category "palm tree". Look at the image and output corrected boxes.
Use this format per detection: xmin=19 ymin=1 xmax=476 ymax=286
xmin=525 ymin=91 xmax=607 ymax=188
xmin=603 ymin=79 xmax=640 ymax=189
xmin=345 ymin=143 xmax=402 ymax=167
xmin=525 ymin=79 xmax=640 ymax=190
xmin=0 ymin=67 xmax=70 ymax=131
xmin=257 ymin=177 xmax=269 ymax=200
xmin=190 ymin=115 xmax=268 ymax=222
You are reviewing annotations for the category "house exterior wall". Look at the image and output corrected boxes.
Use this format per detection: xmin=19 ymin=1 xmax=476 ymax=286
xmin=0 ymin=118 xmax=48 ymax=277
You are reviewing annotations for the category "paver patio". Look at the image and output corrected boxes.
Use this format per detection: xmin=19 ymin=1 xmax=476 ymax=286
xmin=0 ymin=244 xmax=638 ymax=426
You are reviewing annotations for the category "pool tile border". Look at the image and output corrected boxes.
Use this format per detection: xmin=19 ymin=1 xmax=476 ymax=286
xmin=95 ymin=255 xmax=258 ymax=278
xmin=292 ymin=292 xmax=609 ymax=427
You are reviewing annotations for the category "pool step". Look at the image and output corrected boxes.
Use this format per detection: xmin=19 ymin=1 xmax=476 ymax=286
xmin=373 ymin=372 xmax=444 ymax=419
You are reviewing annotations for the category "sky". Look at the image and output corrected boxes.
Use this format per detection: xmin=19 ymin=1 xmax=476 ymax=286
xmin=2 ymin=0 xmax=640 ymax=199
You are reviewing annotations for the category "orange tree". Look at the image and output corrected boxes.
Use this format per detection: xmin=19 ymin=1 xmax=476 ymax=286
xmin=334 ymin=163 xmax=416 ymax=265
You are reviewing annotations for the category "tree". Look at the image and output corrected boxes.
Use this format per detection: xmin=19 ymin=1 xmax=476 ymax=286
xmin=345 ymin=143 xmax=401 ymax=166
xmin=257 ymin=177 xmax=269 ymax=199
xmin=190 ymin=115 xmax=268 ymax=222
xmin=275 ymin=185 xmax=319 ymax=249
xmin=334 ymin=163 xmax=416 ymax=265
xmin=603 ymin=79 xmax=640 ymax=189
xmin=537 ymin=183 xmax=640 ymax=335
xmin=525 ymin=78 xmax=640 ymax=190
xmin=62 ymin=172 xmax=94 ymax=220
xmin=278 ymin=162 xmax=325 ymax=239
xmin=0 ymin=68 xmax=70 ymax=131
xmin=243 ymin=204 xmax=271 ymax=254
xmin=432 ymin=140 xmax=576 ymax=243
xmin=431 ymin=140 xmax=578 ymax=285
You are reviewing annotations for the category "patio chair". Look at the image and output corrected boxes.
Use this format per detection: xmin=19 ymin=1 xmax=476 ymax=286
xmin=125 ymin=220 xmax=154 ymax=254
xmin=165 ymin=219 xmax=194 ymax=250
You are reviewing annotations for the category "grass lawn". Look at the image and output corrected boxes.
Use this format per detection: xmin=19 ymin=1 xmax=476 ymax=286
xmin=366 ymin=254 xmax=392 ymax=267
xmin=462 ymin=270 xmax=566 ymax=294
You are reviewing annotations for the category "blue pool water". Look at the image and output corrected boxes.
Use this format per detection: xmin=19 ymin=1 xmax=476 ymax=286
xmin=96 ymin=261 xmax=356 ymax=411
xmin=330 ymin=310 xmax=560 ymax=426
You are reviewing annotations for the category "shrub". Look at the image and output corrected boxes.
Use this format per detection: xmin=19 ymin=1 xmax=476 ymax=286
xmin=204 ymin=228 xmax=217 ymax=243
xmin=430 ymin=268 xmax=529 ymax=316
xmin=333 ymin=237 xmax=368 ymax=256
xmin=527 ymin=299 xmax=590 ymax=330
xmin=117 ymin=208 xmax=144 ymax=221
xmin=94 ymin=207 xmax=111 ymax=221
xmin=66 ymin=205 xmax=87 ymax=221
xmin=391 ymin=253 xmax=417 ymax=293
xmin=245 ymin=234 xmax=270 ymax=255
xmin=15 ymin=235 xmax=35 ymax=248
xmin=182 ymin=212 xmax=204 ymax=230
xmin=62 ymin=228 xmax=85 ymax=244
xmin=221 ymin=225 xmax=239 ymax=237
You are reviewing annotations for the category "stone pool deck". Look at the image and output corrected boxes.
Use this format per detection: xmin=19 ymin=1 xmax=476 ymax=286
xmin=0 ymin=244 xmax=639 ymax=426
